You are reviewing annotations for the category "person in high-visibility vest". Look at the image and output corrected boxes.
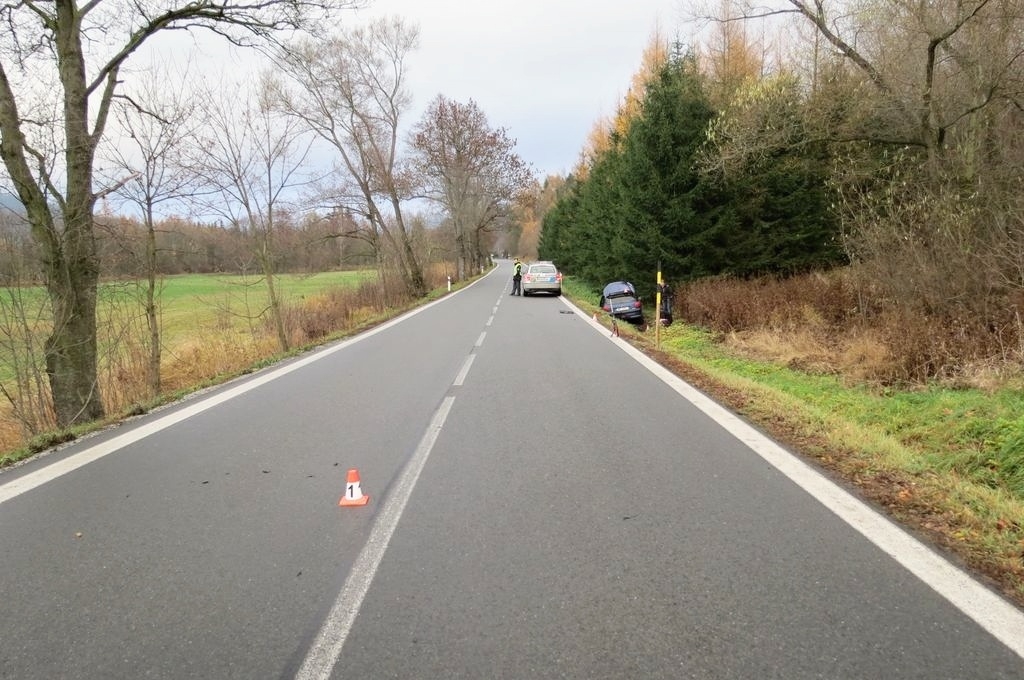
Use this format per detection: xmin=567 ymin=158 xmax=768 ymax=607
xmin=510 ymin=258 xmax=523 ymax=295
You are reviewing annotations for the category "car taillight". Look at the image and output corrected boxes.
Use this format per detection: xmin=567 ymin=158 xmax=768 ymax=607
xmin=603 ymin=304 xmax=610 ymax=312
xmin=633 ymin=301 xmax=642 ymax=308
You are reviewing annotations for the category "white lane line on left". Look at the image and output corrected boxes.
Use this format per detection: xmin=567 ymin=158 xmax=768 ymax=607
xmin=475 ymin=331 xmax=486 ymax=348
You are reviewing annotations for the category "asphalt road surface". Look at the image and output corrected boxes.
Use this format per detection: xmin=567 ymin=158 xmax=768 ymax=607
xmin=2 ymin=261 xmax=1023 ymax=679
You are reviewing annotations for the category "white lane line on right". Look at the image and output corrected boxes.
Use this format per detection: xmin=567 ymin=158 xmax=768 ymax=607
xmin=475 ymin=331 xmax=486 ymax=348
xmin=559 ymin=295 xmax=1024 ymax=660
xmin=295 ymin=395 xmax=456 ymax=680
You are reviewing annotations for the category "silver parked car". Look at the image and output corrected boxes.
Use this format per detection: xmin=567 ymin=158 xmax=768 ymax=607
xmin=522 ymin=261 xmax=562 ymax=296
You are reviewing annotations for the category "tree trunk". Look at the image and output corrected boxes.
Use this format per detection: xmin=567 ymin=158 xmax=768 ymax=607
xmin=470 ymin=228 xmax=482 ymax=274
xmin=264 ymin=262 xmax=289 ymax=352
xmin=44 ymin=211 xmax=104 ymax=427
xmin=400 ymin=233 xmax=426 ymax=296
xmin=145 ymin=211 xmax=161 ymax=398
xmin=48 ymin=0 xmax=104 ymax=426
xmin=389 ymin=198 xmax=426 ymax=296
xmin=391 ymin=210 xmax=423 ymax=296
xmin=366 ymin=199 xmax=414 ymax=294
xmin=455 ymin=227 xmax=467 ymax=281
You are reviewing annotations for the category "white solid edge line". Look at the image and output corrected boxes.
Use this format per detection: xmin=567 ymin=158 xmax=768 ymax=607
xmin=0 ymin=270 xmax=495 ymax=506
xmin=561 ymin=296 xmax=1024 ymax=660
xmin=295 ymin=395 xmax=456 ymax=680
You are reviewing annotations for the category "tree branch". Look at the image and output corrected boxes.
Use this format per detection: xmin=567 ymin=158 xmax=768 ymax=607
xmin=87 ymin=0 xmax=362 ymax=98
xmin=786 ymin=0 xmax=892 ymax=97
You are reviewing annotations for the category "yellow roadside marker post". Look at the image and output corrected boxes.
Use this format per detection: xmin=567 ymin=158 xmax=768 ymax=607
xmin=655 ymin=262 xmax=663 ymax=349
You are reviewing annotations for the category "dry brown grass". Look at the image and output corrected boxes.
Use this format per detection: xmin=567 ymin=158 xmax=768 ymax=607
xmin=0 ymin=404 xmax=21 ymax=454
xmin=679 ymin=267 xmax=1024 ymax=388
xmin=723 ymin=315 xmax=898 ymax=385
xmin=835 ymin=329 xmax=894 ymax=383
xmin=161 ymin=333 xmax=275 ymax=392
xmin=724 ymin=327 xmax=836 ymax=373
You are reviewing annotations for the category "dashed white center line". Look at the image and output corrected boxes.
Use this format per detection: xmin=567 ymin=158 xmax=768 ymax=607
xmin=453 ymin=355 xmax=475 ymax=386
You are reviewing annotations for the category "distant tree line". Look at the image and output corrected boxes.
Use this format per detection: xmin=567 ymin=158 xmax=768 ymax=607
xmin=0 ymin=209 xmax=366 ymax=281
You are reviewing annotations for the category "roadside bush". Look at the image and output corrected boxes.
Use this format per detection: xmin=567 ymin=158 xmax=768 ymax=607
xmin=161 ymin=333 xmax=272 ymax=392
xmin=676 ymin=266 xmax=1024 ymax=387
xmin=878 ymin=305 xmax=1024 ymax=385
xmin=679 ymin=269 xmax=863 ymax=332
xmin=283 ymin=267 xmax=451 ymax=346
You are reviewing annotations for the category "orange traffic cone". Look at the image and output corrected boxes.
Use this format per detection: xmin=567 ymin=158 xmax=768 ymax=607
xmin=339 ymin=468 xmax=370 ymax=507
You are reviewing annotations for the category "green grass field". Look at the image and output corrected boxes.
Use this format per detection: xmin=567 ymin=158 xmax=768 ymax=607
xmin=0 ymin=270 xmax=375 ymax=384
xmin=142 ymin=270 xmax=374 ymax=344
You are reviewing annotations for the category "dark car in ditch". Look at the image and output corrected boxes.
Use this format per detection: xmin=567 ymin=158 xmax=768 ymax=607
xmin=600 ymin=281 xmax=644 ymax=325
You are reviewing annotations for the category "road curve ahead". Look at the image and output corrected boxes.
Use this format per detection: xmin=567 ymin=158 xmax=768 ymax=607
xmin=2 ymin=260 xmax=1023 ymax=680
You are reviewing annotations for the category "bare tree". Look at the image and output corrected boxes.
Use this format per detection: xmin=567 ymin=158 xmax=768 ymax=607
xmin=410 ymin=96 xmax=533 ymax=277
xmin=101 ymin=64 xmax=201 ymax=397
xmin=190 ymin=75 xmax=316 ymax=352
xmin=696 ymin=0 xmax=1024 ymax=315
xmin=274 ymin=16 xmax=428 ymax=296
xmin=0 ymin=0 xmax=362 ymax=428
xmin=712 ymin=0 xmax=1024 ymax=173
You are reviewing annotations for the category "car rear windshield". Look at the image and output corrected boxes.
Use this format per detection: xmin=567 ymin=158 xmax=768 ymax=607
xmin=530 ymin=265 xmax=557 ymax=274
xmin=604 ymin=284 xmax=634 ymax=297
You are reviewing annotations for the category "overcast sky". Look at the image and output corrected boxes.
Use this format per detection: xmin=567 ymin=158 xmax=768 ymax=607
xmin=84 ymin=0 xmax=691 ymax=218
xmin=350 ymin=0 xmax=684 ymax=178
xmin=0 ymin=2 xmax=691 ymax=213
